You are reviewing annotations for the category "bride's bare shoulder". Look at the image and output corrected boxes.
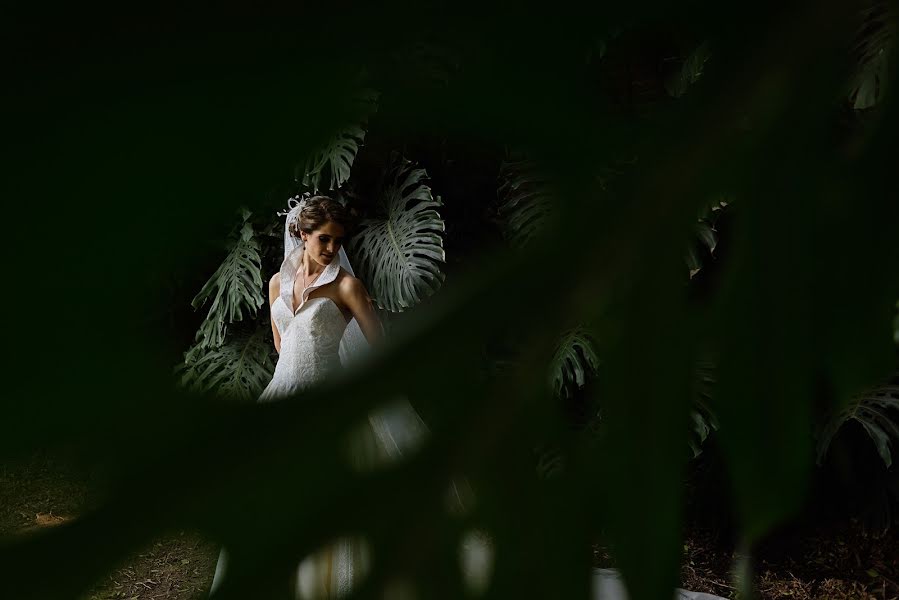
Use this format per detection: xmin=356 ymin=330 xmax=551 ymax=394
xmin=336 ymin=268 xmax=368 ymax=297
xmin=269 ymin=272 xmax=281 ymax=298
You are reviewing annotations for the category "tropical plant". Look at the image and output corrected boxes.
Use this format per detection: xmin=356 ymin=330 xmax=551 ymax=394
xmin=178 ymin=327 xmax=276 ymax=402
xmin=534 ymin=442 xmax=566 ymax=480
xmin=178 ymin=89 xmax=385 ymax=399
xmin=665 ymin=41 xmax=712 ymax=99
xmin=817 ymin=378 xmax=899 ymax=468
xmin=499 ymin=159 xmax=721 ymax=456
xmin=849 ymin=0 xmax=894 ymax=109
xmin=297 ymin=89 xmax=379 ymax=193
xmin=8 ymin=6 xmax=899 ymax=600
xmin=497 ymin=149 xmax=726 ymax=279
xmin=347 ymin=153 xmax=446 ymax=312
xmin=686 ymin=198 xmax=728 ymax=279
xmin=689 ymin=360 xmax=719 ymax=458
xmin=549 ymin=327 xmax=600 ymax=400
xmin=178 ymin=101 xmax=449 ymax=401
xmin=184 ymin=209 xmax=266 ymax=363
xmin=532 ymin=328 xmax=601 ymax=483
xmin=495 ymin=152 xmax=555 ymax=249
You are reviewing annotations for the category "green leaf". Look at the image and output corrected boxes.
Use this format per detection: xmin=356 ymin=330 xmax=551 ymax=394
xmin=298 ymin=89 xmax=378 ymax=193
xmin=496 ymin=152 xmax=556 ymax=249
xmin=188 ymin=211 xmax=266 ymax=356
xmin=665 ymin=42 xmax=711 ymax=98
xmin=816 ymin=380 xmax=899 ymax=468
xmin=598 ymin=269 xmax=694 ymax=600
xmin=685 ymin=198 xmax=727 ymax=278
xmin=347 ymin=153 xmax=446 ymax=312
xmin=177 ymin=326 xmax=276 ymax=402
xmin=849 ymin=3 xmax=894 ymax=109
xmin=689 ymin=360 xmax=719 ymax=458
xmin=548 ymin=327 xmax=599 ymax=399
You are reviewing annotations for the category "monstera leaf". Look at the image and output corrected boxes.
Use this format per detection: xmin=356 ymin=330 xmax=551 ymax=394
xmin=849 ymin=1 xmax=894 ymax=109
xmin=178 ymin=326 xmax=276 ymax=402
xmin=496 ymin=153 xmax=636 ymax=250
xmin=689 ymin=359 xmax=719 ymax=458
xmin=348 ymin=154 xmax=445 ymax=312
xmin=665 ymin=41 xmax=711 ymax=98
xmin=549 ymin=327 xmax=600 ymax=399
xmin=188 ymin=210 xmax=265 ymax=358
xmin=817 ymin=379 xmax=899 ymax=467
xmin=496 ymin=153 xmax=555 ymax=249
xmin=298 ymin=89 xmax=378 ymax=192
xmin=685 ymin=198 xmax=728 ymax=278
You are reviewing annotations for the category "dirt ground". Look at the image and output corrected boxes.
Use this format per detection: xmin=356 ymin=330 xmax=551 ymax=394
xmin=678 ymin=525 xmax=898 ymax=599
xmin=2 ymin=452 xmax=897 ymax=599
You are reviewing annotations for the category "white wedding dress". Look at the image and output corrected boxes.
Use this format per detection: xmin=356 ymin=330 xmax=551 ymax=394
xmin=258 ymin=262 xmax=348 ymax=404
xmin=264 ymin=249 xmax=369 ymax=598
xmin=211 ymin=246 xmax=385 ymax=599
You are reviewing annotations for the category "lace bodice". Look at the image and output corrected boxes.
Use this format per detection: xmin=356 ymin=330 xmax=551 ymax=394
xmin=257 ymin=251 xmax=348 ymax=403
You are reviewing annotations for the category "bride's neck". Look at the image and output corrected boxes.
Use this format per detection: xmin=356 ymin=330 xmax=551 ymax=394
xmin=301 ymin=251 xmax=326 ymax=276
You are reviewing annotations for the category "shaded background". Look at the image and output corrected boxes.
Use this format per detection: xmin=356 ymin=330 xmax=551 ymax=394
xmin=2 ymin=1 xmax=898 ymax=598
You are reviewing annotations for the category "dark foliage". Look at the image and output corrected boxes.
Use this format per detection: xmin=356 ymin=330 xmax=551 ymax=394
xmin=2 ymin=2 xmax=898 ymax=599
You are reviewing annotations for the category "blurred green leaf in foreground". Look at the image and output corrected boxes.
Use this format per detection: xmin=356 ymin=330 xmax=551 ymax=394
xmin=1 ymin=1 xmax=898 ymax=599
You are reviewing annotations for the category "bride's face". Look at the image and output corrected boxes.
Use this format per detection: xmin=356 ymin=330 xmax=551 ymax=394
xmin=301 ymin=220 xmax=346 ymax=266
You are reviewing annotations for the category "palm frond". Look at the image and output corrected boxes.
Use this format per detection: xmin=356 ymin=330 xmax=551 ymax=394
xmin=298 ymin=89 xmax=378 ymax=193
xmin=817 ymin=380 xmax=899 ymax=467
xmin=347 ymin=153 xmax=445 ymax=312
xmin=178 ymin=326 xmax=276 ymax=402
xmin=188 ymin=210 xmax=265 ymax=358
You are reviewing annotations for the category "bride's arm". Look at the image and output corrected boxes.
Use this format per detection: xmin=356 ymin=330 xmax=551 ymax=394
xmin=269 ymin=273 xmax=282 ymax=353
xmin=339 ymin=276 xmax=382 ymax=345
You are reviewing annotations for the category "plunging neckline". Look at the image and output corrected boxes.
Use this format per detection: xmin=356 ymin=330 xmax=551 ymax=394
xmin=293 ymin=268 xmax=327 ymax=312
xmin=279 ymin=245 xmax=343 ymax=315
xmin=296 ymin=292 xmax=332 ymax=314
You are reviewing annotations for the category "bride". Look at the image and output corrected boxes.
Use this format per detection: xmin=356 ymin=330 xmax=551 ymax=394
xmin=210 ymin=194 xmax=427 ymax=599
xmin=259 ymin=194 xmax=382 ymax=403
xmin=209 ymin=195 xmax=724 ymax=600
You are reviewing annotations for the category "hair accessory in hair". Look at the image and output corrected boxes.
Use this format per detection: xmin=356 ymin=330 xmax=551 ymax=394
xmin=277 ymin=192 xmax=313 ymax=218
